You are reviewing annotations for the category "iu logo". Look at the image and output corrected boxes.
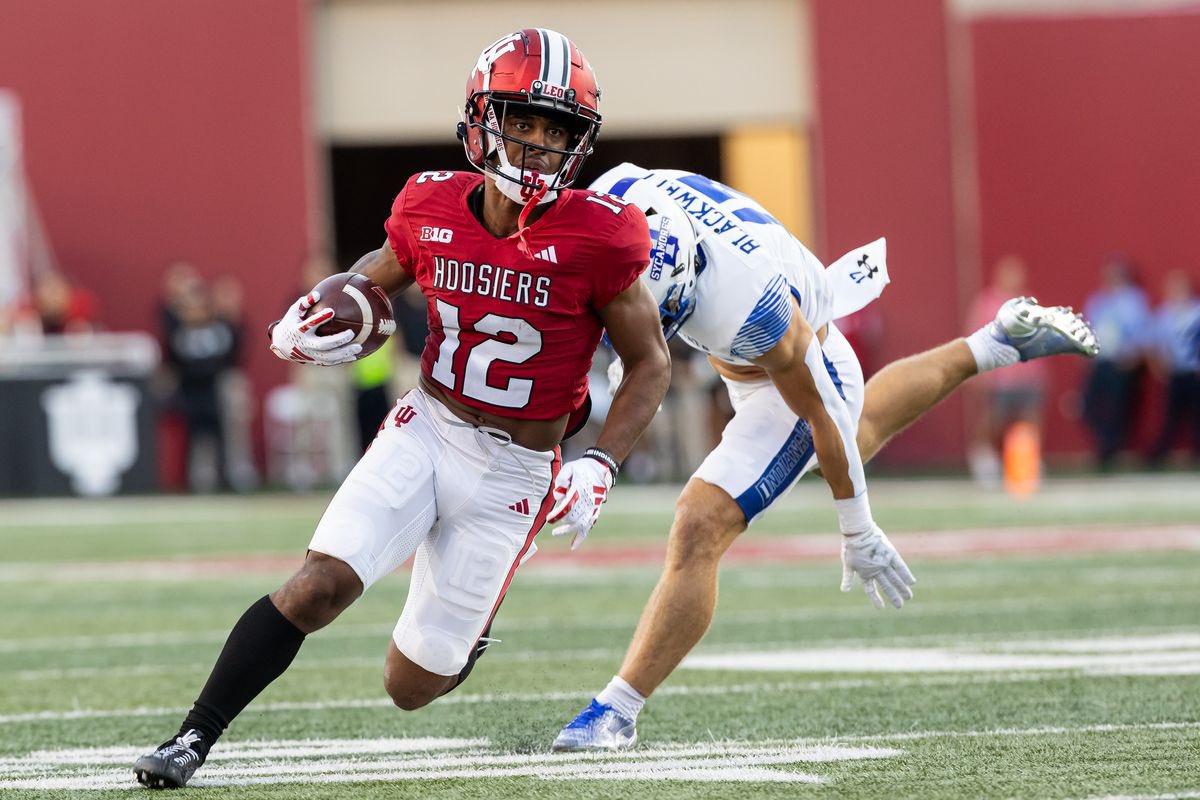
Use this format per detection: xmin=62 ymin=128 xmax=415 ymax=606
xmin=520 ymin=174 xmax=548 ymax=202
xmin=392 ymin=405 xmax=416 ymax=427
xmin=474 ymin=32 xmax=521 ymax=77
xmin=41 ymin=371 xmax=140 ymax=496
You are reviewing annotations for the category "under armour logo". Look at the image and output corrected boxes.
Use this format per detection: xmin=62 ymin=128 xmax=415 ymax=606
xmin=850 ymin=254 xmax=880 ymax=284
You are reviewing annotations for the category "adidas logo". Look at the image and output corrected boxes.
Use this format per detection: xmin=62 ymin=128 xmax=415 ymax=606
xmin=533 ymin=245 xmax=558 ymax=264
xmin=507 ymin=498 xmax=530 ymax=515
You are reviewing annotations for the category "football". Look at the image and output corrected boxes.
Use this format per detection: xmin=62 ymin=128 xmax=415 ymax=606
xmin=305 ymin=272 xmax=396 ymax=358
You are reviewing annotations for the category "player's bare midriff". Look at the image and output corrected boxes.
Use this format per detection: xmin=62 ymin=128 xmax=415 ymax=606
xmin=708 ymin=323 xmax=829 ymax=382
xmin=418 ymin=375 xmax=569 ymax=452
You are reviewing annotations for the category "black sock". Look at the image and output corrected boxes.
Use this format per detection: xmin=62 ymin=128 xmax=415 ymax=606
xmin=178 ymin=595 xmax=306 ymax=745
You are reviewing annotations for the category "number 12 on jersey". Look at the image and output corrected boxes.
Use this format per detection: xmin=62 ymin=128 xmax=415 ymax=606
xmin=429 ymin=298 xmax=543 ymax=409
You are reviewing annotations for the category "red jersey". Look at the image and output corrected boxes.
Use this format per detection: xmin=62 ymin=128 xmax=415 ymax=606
xmin=385 ymin=171 xmax=649 ymax=420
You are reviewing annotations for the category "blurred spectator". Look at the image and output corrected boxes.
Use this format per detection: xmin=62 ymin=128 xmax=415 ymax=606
xmin=159 ymin=261 xmax=202 ymax=335
xmin=212 ymin=275 xmax=259 ymax=490
xmin=1146 ymin=269 xmax=1200 ymax=465
xmin=10 ymin=271 xmax=96 ymax=335
xmin=628 ymin=338 xmax=713 ymax=482
xmin=391 ymin=286 xmax=428 ymax=390
xmin=163 ymin=278 xmax=239 ymax=491
xmin=350 ymin=336 xmax=397 ymax=452
xmin=964 ymin=255 xmax=1047 ymax=487
xmin=1081 ymin=255 xmax=1150 ymax=469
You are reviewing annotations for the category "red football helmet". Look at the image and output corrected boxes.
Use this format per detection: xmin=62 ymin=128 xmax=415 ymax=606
xmin=458 ymin=29 xmax=602 ymax=198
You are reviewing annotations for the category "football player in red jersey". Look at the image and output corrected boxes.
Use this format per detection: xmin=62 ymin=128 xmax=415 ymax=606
xmin=134 ymin=28 xmax=670 ymax=790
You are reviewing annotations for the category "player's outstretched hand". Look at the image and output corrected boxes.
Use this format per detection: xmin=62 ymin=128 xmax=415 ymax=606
xmin=269 ymin=290 xmax=361 ymax=366
xmin=840 ymin=524 xmax=916 ymax=609
xmin=547 ymin=456 xmax=615 ymax=550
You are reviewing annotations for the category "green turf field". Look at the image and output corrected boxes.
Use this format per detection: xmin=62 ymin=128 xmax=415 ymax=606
xmin=2 ymin=475 xmax=1199 ymax=798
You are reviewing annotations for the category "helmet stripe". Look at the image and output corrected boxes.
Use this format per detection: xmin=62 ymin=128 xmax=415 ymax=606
xmin=539 ymin=28 xmax=571 ymax=89
xmin=537 ymin=28 xmax=551 ymax=85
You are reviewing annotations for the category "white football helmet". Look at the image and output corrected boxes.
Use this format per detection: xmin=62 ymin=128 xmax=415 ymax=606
xmin=619 ymin=183 xmax=701 ymax=340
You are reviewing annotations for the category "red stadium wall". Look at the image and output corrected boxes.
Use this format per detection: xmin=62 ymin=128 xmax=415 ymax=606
xmin=0 ymin=0 xmax=315 ymax=467
xmin=810 ymin=0 xmax=965 ymax=466
xmin=971 ymin=10 xmax=1200 ymax=455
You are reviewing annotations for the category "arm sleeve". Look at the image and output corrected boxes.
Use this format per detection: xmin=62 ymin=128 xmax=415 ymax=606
xmin=383 ymin=180 xmax=419 ymax=279
xmin=803 ymin=335 xmax=868 ymax=498
xmin=592 ymin=205 xmax=650 ymax=310
xmin=729 ymin=274 xmax=794 ymax=361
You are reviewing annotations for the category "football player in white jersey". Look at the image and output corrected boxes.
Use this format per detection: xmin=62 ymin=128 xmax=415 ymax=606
xmin=553 ymin=162 xmax=1100 ymax=751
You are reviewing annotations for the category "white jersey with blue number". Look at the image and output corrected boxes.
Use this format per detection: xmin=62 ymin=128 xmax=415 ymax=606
xmin=591 ymin=164 xmax=868 ymax=366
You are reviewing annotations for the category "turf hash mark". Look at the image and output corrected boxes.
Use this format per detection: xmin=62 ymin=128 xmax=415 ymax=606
xmin=0 ymin=738 xmax=901 ymax=789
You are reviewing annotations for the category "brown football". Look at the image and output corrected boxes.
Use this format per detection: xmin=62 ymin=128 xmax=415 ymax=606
xmin=305 ymin=272 xmax=396 ymax=358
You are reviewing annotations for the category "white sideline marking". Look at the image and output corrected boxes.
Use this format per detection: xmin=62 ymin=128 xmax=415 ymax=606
xmin=681 ymin=633 xmax=1200 ymax=676
xmin=0 ymin=739 xmax=900 ymax=789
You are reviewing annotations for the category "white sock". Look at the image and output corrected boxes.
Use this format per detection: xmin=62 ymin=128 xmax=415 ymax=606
xmin=965 ymin=325 xmax=1020 ymax=374
xmin=595 ymin=675 xmax=646 ymax=721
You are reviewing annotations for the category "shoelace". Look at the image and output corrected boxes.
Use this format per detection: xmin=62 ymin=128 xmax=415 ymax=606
xmin=565 ymin=700 xmax=607 ymax=729
xmin=160 ymin=735 xmax=201 ymax=765
xmin=476 ymin=635 xmax=502 ymax=652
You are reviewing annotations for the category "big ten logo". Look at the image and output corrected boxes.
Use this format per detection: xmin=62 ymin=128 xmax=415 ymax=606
xmin=416 ymin=171 xmax=454 ymax=184
xmin=420 ymin=226 xmax=454 ymax=243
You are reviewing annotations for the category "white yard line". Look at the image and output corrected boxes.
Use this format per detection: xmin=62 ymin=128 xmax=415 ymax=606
xmin=0 ymin=671 xmax=1181 ymax=725
xmin=1 ymin=722 xmax=1198 ymax=790
xmin=5 ymin=629 xmax=1200 ymax=682
xmin=0 ymin=739 xmax=901 ymax=788
xmin=5 ymin=590 xmax=1199 ymax=655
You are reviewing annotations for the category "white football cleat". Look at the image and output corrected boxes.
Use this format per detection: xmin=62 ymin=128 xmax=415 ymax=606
xmin=990 ymin=296 xmax=1099 ymax=361
xmin=552 ymin=700 xmax=637 ymax=752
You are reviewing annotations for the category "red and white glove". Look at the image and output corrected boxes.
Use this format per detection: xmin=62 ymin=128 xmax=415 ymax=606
xmin=547 ymin=450 xmax=617 ymax=550
xmin=269 ymin=291 xmax=361 ymax=366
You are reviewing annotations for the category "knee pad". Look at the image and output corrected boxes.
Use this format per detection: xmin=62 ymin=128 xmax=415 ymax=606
xmin=396 ymin=624 xmax=469 ymax=677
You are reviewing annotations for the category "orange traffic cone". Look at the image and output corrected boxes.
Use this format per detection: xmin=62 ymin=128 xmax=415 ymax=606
xmin=1003 ymin=421 xmax=1041 ymax=498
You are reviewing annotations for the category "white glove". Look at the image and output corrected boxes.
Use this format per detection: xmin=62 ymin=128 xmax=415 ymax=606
xmin=269 ymin=290 xmax=362 ymax=366
xmin=840 ymin=524 xmax=916 ymax=609
xmin=546 ymin=455 xmax=615 ymax=550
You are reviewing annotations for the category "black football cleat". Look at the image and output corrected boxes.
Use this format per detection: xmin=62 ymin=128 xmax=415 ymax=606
xmin=133 ymin=729 xmax=209 ymax=789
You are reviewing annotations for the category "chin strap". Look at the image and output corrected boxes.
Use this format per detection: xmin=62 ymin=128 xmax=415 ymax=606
xmin=511 ymin=181 xmax=549 ymax=257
